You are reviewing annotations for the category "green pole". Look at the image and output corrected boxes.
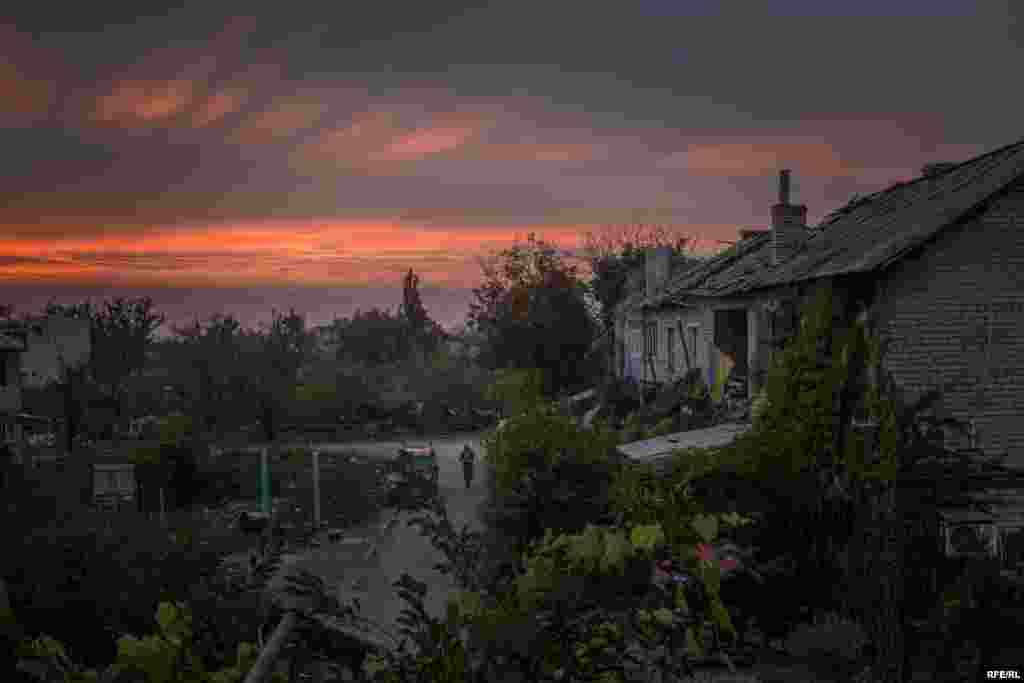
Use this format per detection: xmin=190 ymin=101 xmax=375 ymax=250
xmin=260 ymin=447 xmax=270 ymax=514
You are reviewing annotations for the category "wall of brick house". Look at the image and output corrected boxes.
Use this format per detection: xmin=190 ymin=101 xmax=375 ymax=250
xmin=870 ymin=178 xmax=1024 ymax=470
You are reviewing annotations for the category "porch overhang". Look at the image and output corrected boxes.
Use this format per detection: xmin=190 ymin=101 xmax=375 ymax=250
xmin=615 ymin=422 xmax=753 ymax=469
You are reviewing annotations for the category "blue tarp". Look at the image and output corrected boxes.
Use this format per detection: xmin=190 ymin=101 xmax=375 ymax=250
xmin=625 ymin=352 xmax=643 ymax=381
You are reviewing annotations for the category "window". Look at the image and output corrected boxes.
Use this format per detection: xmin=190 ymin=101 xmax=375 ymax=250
xmin=687 ymin=325 xmax=700 ymax=369
xmin=644 ymin=322 xmax=657 ymax=358
xmin=667 ymin=327 xmax=675 ymax=373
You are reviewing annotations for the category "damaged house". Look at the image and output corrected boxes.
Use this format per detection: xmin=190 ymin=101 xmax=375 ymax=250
xmin=617 ymin=137 xmax=1024 ymax=472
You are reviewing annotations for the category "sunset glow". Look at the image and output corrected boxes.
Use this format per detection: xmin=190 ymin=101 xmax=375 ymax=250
xmin=2 ymin=3 xmax=1016 ymax=328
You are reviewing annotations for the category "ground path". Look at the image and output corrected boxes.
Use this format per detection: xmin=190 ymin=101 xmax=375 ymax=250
xmin=267 ymin=433 xmax=488 ymax=649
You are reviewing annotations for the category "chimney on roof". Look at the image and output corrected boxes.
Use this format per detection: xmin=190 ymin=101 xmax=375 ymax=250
xmin=645 ymin=246 xmax=672 ymax=298
xmin=770 ymin=169 xmax=809 ymax=266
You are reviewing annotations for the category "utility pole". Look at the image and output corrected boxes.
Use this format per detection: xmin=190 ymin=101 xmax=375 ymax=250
xmin=159 ymin=486 xmax=167 ymax=529
xmin=260 ymin=447 xmax=271 ymax=515
xmin=310 ymin=441 xmax=321 ymax=531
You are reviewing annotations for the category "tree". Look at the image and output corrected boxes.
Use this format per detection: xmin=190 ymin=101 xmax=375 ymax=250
xmin=582 ymin=224 xmax=701 ymax=382
xmin=468 ymin=233 xmax=598 ymax=398
xmin=401 ymin=268 xmax=429 ymax=337
xmin=57 ymin=297 xmax=165 ymax=442
xmin=241 ymin=309 xmax=314 ymax=442
xmin=331 ymin=308 xmax=408 ymax=366
xmin=400 ymin=267 xmax=446 ymax=363
xmin=171 ymin=314 xmax=247 ymax=440
xmin=39 ymin=301 xmax=101 ymax=453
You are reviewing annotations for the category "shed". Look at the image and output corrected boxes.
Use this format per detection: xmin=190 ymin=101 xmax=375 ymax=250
xmin=92 ymin=462 xmax=137 ymax=509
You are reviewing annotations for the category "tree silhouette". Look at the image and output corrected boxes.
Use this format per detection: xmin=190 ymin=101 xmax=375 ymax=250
xmin=468 ymin=233 xmax=598 ymax=397
xmin=241 ymin=309 xmax=314 ymax=442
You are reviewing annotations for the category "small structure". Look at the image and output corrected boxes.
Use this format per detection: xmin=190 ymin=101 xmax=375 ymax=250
xmin=92 ymin=462 xmax=137 ymax=510
xmin=615 ymin=422 xmax=752 ymax=471
xmin=0 ymin=329 xmax=28 ymax=464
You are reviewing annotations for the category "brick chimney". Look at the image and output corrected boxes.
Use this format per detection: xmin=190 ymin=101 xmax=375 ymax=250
xmin=771 ymin=169 xmax=808 ymax=266
xmin=645 ymin=246 xmax=672 ymax=298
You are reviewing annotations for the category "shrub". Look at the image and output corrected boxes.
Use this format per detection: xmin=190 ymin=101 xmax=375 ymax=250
xmin=784 ymin=610 xmax=868 ymax=661
xmin=6 ymin=509 xmax=228 ymax=671
xmin=15 ymin=601 xmax=285 ymax=683
xmin=480 ymin=403 xmax=622 ymax=556
xmin=651 ymin=416 xmax=676 ymax=437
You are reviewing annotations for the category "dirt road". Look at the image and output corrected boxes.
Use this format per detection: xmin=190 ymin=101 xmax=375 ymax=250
xmin=281 ymin=433 xmax=487 ymax=647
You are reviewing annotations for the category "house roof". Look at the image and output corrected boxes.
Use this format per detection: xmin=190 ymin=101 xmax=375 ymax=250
xmin=754 ymin=137 xmax=1024 ymax=289
xmin=615 ymin=253 xmax=708 ymax=318
xmin=0 ymin=332 xmax=26 ymax=351
xmin=651 ymin=137 xmax=1024 ymax=304
xmin=656 ymin=231 xmax=774 ymax=304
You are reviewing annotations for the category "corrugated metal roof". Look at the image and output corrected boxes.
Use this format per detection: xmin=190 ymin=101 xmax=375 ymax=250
xmin=615 ymin=422 xmax=753 ymax=466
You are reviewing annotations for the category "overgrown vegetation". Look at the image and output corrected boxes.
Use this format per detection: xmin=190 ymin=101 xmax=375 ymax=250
xmin=10 ymin=280 xmax=1022 ymax=683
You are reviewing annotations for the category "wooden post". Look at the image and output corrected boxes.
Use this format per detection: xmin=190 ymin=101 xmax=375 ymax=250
xmin=159 ymin=487 xmax=167 ymax=528
xmin=311 ymin=443 xmax=321 ymax=531
xmin=260 ymin=448 xmax=270 ymax=515
xmin=243 ymin=611 xmax=298 ymax=683
xmin=676 ymin=320 xmax=693 ymax=373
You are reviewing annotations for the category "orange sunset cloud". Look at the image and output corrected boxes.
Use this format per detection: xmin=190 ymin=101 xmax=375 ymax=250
xmin=293 ymin=110 xmax=496 ymax=174
xmin=0 ymin=220 xmax=592 ymax=289
xmin=660 ymin=140 xmax=862 ymax=178
xmin=191 ymin=88 xmax=248 ymax=128
xmin=227 ymin=97 xmax=329 ymax=145
xmin=0 ymin=59 xmax=55 ymax=121
xmin=90 ymin=79 xmax=197 ymax=124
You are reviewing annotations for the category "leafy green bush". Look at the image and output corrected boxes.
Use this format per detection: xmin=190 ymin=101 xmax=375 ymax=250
xmin=483 ymin=367 xmax=547 ymax=418
xmin=366 ymin=487 xmax=759 ymax=683
xmin=482 ymin=402 xmax=620 ymax=500
xmin=651 ymin=416 xmax=675 ymax=437
xmin=15 ymin=601 xmax=285 ymax=683
xmin=479 ymin=402 xmax=623 ymax=558
xmin=6 ymin=508 xmax=230 ymax=671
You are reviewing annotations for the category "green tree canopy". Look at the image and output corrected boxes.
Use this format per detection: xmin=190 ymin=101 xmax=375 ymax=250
xmin=468 ymin=233 xmax=598 ymax=397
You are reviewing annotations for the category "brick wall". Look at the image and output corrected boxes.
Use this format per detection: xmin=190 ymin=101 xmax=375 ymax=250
xmin=871 ymin=178 xmax=1024 ymax=469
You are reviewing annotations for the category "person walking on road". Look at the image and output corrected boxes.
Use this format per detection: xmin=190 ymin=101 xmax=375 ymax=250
xmin=459 ymin=445 xmax=476 ymax=490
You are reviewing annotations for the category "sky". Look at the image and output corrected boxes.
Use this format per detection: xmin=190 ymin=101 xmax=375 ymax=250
xmin=2 ymin=1 xmax=1022 ymax=333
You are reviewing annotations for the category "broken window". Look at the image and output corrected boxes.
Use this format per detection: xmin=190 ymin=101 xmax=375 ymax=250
xmin=667 ymin=326 xmax=675 ymax=374
xmin=644 ymin=322 xmax=657 ymax=358
xmin=687 ymin=325 xmax=700 ymax=370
